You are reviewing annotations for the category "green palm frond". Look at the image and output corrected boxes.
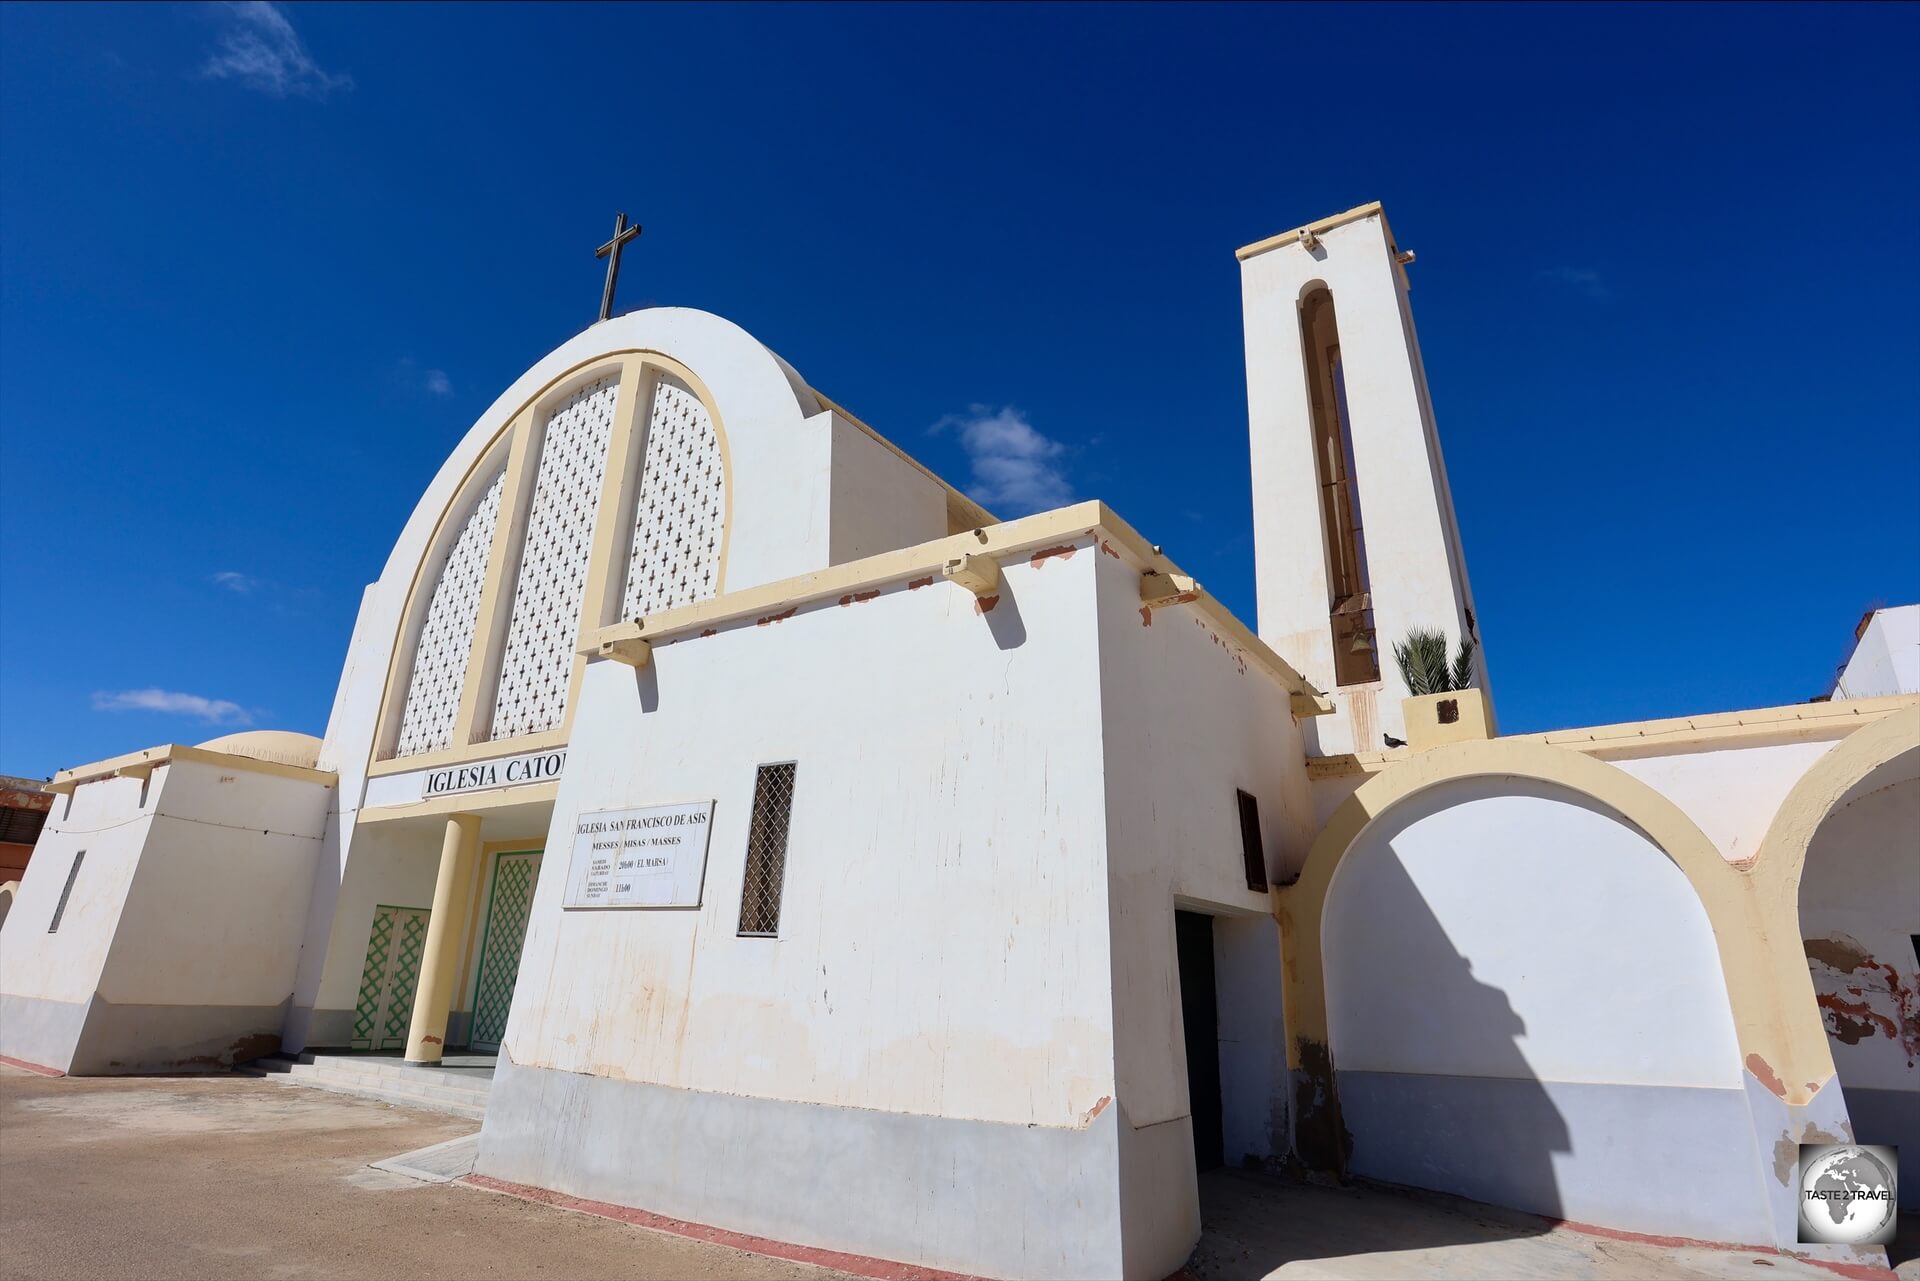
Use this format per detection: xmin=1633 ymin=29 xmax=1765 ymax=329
xmin=1392 ymin=626 xmax=1476 ymax=694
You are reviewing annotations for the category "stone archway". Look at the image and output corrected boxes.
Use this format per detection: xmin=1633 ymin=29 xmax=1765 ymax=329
xmin=1274 ymin=737 xmax=1840 ymax=1249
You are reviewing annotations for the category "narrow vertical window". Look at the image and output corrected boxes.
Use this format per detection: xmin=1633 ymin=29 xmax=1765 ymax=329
xmin=48 ymin=850 xmax=85 ymax=933
xmin=1300 ymin=287 xmax=1379 ymax=685
xmin=737 ymin=763 xmax=797 ymax=937
xmin=1235 ymin=790 xmax=1268 ymax=892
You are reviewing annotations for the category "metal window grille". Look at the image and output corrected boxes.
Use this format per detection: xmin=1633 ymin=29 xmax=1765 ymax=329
xmin=0 ymin=805 xmax=47 ymax=845
xmin=737 ymin=763 xmax=797 ymax=937
xmin=1236 ymin=790 xmax=1268 ymax=892
xmin=48 ymin=850 xmax=84 ymax=933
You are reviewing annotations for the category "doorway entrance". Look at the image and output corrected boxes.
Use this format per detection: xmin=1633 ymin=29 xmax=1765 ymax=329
xmin=1176 ymin=909 xmax=1225 ymax=1171
xmin=469 ymin=849 xmax=542 ymax=1051
xmin=351 ymin=904 xmax=429 ymax=1050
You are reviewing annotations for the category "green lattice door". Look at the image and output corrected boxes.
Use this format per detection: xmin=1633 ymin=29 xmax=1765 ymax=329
xmin=351 ymin=905 xmax=430 ymax=1050
xmin=470 ymin=851 xmax=542 ymax=1051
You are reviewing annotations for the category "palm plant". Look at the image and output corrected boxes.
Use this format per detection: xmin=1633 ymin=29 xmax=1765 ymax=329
xmin=1392 ymin=626 xmax=1477 ymax=695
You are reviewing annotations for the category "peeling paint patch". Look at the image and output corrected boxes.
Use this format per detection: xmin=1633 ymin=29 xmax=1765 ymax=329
xmin=1746 ymin=1053 xmax=1788 ymax=1098
xmin=1773 ymin=1121 xmax=1849 ymax=1185
xmin=1805 ymin=933 xmax=1920 ymax=1064
xmin=1098 ymin=540 xmax=1121 ymax=559
xmin=1139 ymin=606 xmax=1153 ymax=627
xmin=756 ymin=606 xmax=798 ymax=627
xmin=837 ymin=590 xmax=881 ymax=607
xmin=973 ymin=594 xmax=1000 ymax=615
xmin=699 ymin=628 xmax=717 ymax=638
xmin=907 ymin=576 xmax=935 ymax=590
xmin=1291 ymin=1040 xmax=1351 ymax=1173
xmin=1029 ymin=544 xmax=1077 ymax=567
xmin=1817 ymin=993 xmax=1898 ymax=1045
xmin=1081 ymin=1095 xmax=1112 ymax=1127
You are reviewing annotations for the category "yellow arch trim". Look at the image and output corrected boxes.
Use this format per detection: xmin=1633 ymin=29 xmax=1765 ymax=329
xmin=1273 ymin=736 xmax=1837 ymax=1111
xmin=1749 ymin=704 xmax=1920 ymax=896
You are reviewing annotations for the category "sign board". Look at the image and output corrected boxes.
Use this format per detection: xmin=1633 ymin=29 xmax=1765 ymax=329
xmin=563 ymin=801 xmax=715 ymax=909
xmin=421 ymin=749 xmax=566 ymax=800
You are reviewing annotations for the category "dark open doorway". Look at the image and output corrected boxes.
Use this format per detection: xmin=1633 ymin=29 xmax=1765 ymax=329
xmin=1176 ymin=909 xmax=1225 ymax=1171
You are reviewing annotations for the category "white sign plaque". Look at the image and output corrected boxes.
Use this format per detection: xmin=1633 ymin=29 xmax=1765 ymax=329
xmin=563 ymin=801 xmax=715 ymax=909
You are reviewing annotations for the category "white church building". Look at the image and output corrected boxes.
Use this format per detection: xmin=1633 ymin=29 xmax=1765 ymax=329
xmin=2 ymin=203 xmax=1913 ymax=1279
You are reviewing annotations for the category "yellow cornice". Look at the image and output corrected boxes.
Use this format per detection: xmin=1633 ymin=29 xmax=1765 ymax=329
xmin=1235 ymin=201 xmax=1391 ymax=263
xmin=48 ymin=744 xmax=338 ymax=795
xmin=580 ymin=499 xmax=1325 ymax=702
xmin=357 ymin=781 xmax=560 ymax=825
xmin=1305 ymin=692 xmax=1920 ymax=779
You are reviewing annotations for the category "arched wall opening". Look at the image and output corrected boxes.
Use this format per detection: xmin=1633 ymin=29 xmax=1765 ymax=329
xmin=1796 ymin=747 xmax=1920 ymax=1204
xmin=1320 ymin=773 xmax=1766 ymax=1241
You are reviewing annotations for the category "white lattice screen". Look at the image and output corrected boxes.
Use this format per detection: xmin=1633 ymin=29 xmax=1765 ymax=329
xmin=394 ymin=460 xmax=507 ymax=757
xmin=491 ymin=376 xmax=620 ymax=740
xmin=622 ymin=377 xmax=726 ymax=619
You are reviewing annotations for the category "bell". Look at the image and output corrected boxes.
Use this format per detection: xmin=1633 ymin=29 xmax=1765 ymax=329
xmin=1349 ymin=629 xmax=1375 ymax=655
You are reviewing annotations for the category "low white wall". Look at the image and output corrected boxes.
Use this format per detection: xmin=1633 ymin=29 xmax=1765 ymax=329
xmin=0 ymin=774 xmax=152 ymax=1068
xmin=0 ymin=760 xmax=331 ymax=1072
xmin=1321 ymin=775 xmax=1770 ymax=1242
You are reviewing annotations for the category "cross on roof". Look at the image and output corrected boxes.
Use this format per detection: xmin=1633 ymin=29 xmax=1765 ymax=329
xmin=595 ymin=212 xmax=642 ymax=322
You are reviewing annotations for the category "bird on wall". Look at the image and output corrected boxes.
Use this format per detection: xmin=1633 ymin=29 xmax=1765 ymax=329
xmin=1384 ymin=734 xmax=1408 ymax=749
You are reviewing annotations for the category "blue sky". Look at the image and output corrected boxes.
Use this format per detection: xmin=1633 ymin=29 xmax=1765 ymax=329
xmin=1 ymin=2 xmax=1915 ymax=778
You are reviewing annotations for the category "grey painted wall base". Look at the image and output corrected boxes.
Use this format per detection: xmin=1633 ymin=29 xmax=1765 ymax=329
xmin=477 ymin=1054 xmax=1194 ymax=1280
xmin=0 ymin=992 xmax=88 ymax=1073
xmin=0 ymin=991 xmax=287 ymax=1075
xmin=1839 ymin=1085 xmax=1917 ymax=1207
xmin=1339 ymin=1069 xmax=1777 ymax=1246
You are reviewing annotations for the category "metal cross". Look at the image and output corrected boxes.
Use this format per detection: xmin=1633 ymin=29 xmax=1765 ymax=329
xmin=595 ymin=212 xmax=642 ymax=322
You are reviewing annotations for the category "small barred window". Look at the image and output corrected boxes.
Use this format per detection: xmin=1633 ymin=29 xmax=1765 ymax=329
xmin=737 ymin=763 xmax=797 ymax=937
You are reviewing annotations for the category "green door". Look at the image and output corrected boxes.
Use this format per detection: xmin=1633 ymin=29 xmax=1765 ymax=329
xmin=470 ymin=851 xmax=542 ymax=1051
xmin=352 ymin=905 xmax=429 ymax=1051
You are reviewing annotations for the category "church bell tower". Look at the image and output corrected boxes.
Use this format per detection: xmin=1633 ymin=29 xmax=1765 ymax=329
xmin=1239 ymin=203 xmax=1489 ymax=755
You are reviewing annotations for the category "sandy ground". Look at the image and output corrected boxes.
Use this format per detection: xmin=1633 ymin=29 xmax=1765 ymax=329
xmin=1 ymin=1066 xmax=1910 ymax=1281
xmin=0 ymin=1067 xmax=840 ymax=1281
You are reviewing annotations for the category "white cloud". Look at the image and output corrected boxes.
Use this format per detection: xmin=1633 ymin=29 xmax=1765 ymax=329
xmin=424 ymin=369 xmax=452 ymax=397
xmin=201 ymin=2 xmax=352 ymax=100
xmin=1539 ymin=266 xmax=1611 ymax=301
xmin=932 ymin=405 xmax=1073 ymax=516
xmin=210 ymin=570 xmax=260 ymax=593
xmin=92 ymin=688 xmax=252 ymax=726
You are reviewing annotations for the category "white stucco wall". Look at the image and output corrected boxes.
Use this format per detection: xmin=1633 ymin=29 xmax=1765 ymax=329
xmin=1616 ymin=739 xmax=1837 ymax=865
xmin=0 ymin=760 xmax=331 ymax=1072
xmin=1325 ymin=779 xmax=1741 ymax=1086
xmin=0 ymin=775 xmax=150 ymax=1013
xmin=1833 ymin=606 xmax=1920 ymax=700
xmin=92 ymin=762 xmax=330 ymax=1011
xmin=502 ymin=540 xmax=1115 ymax=1126
xmin=1320 ymin=775 xmax=1769 ymax=1241
xmin=1092 ymin=544 xmax=1309 ymax=1145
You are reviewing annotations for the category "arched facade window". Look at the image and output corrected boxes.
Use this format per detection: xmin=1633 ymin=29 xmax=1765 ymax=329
xmin=376 ymin=357 xmax=728 ymax=763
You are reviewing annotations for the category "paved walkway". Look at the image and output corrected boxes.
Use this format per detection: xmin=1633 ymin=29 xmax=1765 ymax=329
xmin=1192 ymin=1167 xmax=1911 ymax=1280
xmin=1 ymin=1066 xmax=1909 ymax=1281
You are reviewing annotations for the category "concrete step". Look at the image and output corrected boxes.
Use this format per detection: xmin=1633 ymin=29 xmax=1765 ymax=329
xmin=246 ymin=1053 xmax=493 ymax=1120
xmin=270 ymin=1074 xmax=488 ymax=1122
xmin=284 ymin=1060 xmax=490 ymax=1098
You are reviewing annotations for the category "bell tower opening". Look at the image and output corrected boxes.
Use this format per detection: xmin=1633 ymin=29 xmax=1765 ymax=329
xmin=1299 ymin=286 xmax=1378 ymax=687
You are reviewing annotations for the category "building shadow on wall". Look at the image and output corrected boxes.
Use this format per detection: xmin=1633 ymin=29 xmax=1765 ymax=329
xmin=1204 ymin=794 xmax=1573 ymax=1275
